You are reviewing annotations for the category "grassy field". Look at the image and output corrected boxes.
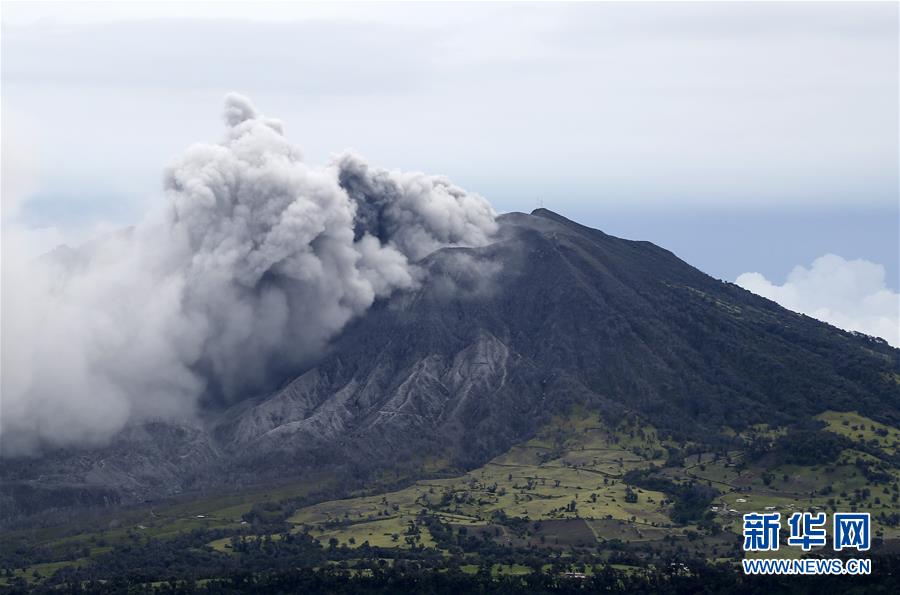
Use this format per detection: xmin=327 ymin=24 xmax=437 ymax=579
xmin=662 ymin=410 xmax=900 ymax=544
xmin=285 ymin=408 xmax=674 ymax=550
xmin=3 ymin=409 xmax=898 ymax=586
xmin=816 ymin=410 xmax=900 ymax=455
xmin=283 ymin=408 xmax=899 ymax=553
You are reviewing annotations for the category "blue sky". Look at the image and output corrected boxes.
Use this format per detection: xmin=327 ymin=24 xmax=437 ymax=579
xmin=2 ymin=1 xmax=898 ymax=342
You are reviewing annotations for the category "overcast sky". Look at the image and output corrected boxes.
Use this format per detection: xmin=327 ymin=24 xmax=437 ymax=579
xmin=2 ymin=1 xmax=898 ymax=338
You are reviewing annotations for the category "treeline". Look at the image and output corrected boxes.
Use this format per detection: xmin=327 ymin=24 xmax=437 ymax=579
xmin=621 ymin=469 xmax=719 ymax=528
xmin=10 ymin=554 xmax=900 ymax=594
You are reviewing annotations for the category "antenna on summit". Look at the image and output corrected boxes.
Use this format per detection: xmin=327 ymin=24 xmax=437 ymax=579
xmin=537 ymin=197 xmax=544 ymax=209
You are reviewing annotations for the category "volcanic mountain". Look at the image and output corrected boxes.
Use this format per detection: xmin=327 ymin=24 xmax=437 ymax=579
xmin=2 ymin=209 xmax=897 ymax=522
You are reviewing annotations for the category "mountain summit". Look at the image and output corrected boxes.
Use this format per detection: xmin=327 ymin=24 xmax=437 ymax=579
xmin=2 ymin=210 xmax=897 ymax=522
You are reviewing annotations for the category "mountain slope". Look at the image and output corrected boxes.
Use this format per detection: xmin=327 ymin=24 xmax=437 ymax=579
xmin=2 ymin=209 xmax=897 ymax=523
xmin=216 ymin=208 xmax=898 ymax=467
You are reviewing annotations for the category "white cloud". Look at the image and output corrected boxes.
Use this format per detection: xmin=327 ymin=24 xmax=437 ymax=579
xmin=1 ymin=2 xmax=896 ymax=217
xmin=736 ymin=254 xmax=900 ymax=347
xmin=1 ymin=115 xmax=39 ymax=218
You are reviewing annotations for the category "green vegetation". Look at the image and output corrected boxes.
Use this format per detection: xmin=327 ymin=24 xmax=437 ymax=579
xmin=2 ymin=409 xmax=899 ymax=592
xmin=816 ymin=410 xmax=900 ymax=455
xmin=287 ymin=407 xmax=672 ymax=553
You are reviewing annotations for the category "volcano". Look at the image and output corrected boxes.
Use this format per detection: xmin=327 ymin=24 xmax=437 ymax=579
xmin=2 ymin=209 xmax=897 ymax=523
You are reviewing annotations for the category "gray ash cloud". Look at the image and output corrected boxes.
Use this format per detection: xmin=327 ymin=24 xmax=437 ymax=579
xmin=0 ymin=94 xmax=497 ymax=456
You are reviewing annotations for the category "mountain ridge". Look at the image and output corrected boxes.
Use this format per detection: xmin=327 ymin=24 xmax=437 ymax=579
xmin=1 ymin=209 xmax=897 ymax=525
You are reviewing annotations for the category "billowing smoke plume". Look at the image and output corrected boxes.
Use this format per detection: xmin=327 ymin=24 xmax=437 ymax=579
xmin=0 ymin=94 xmax=497 ymax=456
